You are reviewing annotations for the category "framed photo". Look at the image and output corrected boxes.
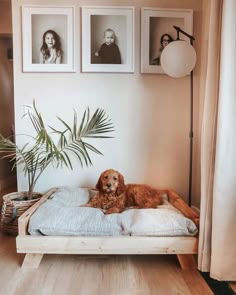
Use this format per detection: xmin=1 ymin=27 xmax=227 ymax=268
xmin=141 ymin=8 xmax=193 ymax=74
xmin=22 ymin=5 xmax=75 ymax=72
xmin=81 ymin=6 xmax=135 ymax=73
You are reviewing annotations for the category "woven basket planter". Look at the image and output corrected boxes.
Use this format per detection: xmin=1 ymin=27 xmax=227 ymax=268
xmin=1 ymin=192 xmax=42 ymax=235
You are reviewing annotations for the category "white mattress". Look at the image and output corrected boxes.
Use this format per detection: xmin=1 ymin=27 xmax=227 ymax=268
xmin=28 ymin=187 xmax=198 ymax=237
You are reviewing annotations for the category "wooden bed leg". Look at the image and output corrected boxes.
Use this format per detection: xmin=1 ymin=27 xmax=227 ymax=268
xmin=21 ymin=254 xmax=44 ymax=268
xmin=177 ymin=254 xmax=197 ymax=270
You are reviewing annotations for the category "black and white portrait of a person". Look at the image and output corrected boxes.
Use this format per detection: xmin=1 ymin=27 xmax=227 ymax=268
xmin=90 ymin=15 xmax=127 ymax=65
xmin=31 ymin=14 xmax=68 ymax=64
xmin=149 ymin=17 xmax=184 ymax=66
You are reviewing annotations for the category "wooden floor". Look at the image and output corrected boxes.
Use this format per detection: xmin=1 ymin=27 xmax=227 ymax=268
xmin=0 ymin=231 xmax=213 ymax=295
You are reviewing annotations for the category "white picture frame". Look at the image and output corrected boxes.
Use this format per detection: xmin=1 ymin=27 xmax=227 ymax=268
xmin=81 ymin=6 xmax=135 ymax=73
xmin=141 ymin=8 xmax=193 ymax=74
xmin=22 ymin=5 xmax=75 ymax=72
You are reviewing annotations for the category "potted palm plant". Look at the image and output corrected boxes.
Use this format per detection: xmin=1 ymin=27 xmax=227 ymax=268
xmin=0 ymin=101 xmax=114 ymax=234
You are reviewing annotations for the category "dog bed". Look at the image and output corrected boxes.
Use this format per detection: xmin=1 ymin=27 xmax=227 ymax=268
xmin=16 ymin=188 xmax=199 ymax=269
xmin=28 ymin=187 xmax=198 ymax=237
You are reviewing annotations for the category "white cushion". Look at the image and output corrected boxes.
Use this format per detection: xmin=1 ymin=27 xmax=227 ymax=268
xmin=28 ymin=187 xmax=198 ymax=237
xmin=119 ymin=204 xmax=198 ymax=236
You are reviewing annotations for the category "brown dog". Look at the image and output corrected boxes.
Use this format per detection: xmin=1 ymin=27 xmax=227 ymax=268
xmin=84 ymin=169 xmax=164 ymax=214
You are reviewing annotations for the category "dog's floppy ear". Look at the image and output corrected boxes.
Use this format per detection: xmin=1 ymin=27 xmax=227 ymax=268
xmin=96 ymin=174 xmax=103 ymax=192
xmin=116 ymin=172 xmax=125 ymax=195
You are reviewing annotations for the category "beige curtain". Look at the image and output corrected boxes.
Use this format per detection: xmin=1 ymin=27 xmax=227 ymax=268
xmin=198 ymin=0 xmax=236 ymax=280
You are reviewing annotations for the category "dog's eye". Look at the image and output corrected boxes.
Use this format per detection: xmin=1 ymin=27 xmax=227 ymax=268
xmin=104 ymin=176 xmax=108 ymax=179
xmin=113 ymin=177 xmax=118 ymax=181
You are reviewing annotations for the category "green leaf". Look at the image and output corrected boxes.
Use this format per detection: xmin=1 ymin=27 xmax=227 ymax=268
xmin=83 ymin=142 xmax=103 ymax=155
xmin=0 ymin=102 xmax=114 ymax=196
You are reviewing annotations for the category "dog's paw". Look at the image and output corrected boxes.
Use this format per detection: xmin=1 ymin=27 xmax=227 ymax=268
xmin=104 ymin=208 xmax=123 ymax=214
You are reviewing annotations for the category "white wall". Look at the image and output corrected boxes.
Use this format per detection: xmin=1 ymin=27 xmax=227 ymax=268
xmin=12 ymin=0 xmax=202 ymax=204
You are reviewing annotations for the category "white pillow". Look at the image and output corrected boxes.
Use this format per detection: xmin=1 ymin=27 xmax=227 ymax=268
xmin=28 ymin=187 xmax=198 ymax=237
xmin=118 ymin=207 xmax=198 ymax=236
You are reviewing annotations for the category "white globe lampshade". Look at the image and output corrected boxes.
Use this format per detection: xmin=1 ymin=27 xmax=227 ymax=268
xmin=160 ymin=40 xmax=197 ymax=78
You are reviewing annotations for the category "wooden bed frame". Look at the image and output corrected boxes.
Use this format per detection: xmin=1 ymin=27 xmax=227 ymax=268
xmin=16 ymin=188 xmax=199 ymax=269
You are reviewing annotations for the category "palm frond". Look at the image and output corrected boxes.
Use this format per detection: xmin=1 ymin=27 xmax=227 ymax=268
xmin=82 ymin=142 xmax=103 ymax=155
xmin=57 ymin=117 xmax=73 ymax=138
xmin=80 ymin=108 xmax=114 ymax=138
xmin=73 ymin=110 xmax=77 ymax=139
xmin=77 ymin=108 xmax=88 ymax=137
xmin=0 ymin=102 xmax=114 ymax=198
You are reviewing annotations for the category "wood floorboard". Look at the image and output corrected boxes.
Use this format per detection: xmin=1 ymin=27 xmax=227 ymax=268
xmin=0 ymin=231 xmax=213 ymax=295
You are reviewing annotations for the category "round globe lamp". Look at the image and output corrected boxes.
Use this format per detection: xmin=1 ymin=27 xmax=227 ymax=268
xmin=161 ymin=40 xmax=197 ymax=78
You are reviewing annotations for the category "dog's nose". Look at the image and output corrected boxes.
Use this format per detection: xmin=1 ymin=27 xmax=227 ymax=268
xmin=107 ymin=183 xmax=112 ymax=188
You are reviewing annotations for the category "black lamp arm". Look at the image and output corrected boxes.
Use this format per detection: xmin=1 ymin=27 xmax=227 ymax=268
xmin=173 ymin=25 xmax=195 ymax=42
